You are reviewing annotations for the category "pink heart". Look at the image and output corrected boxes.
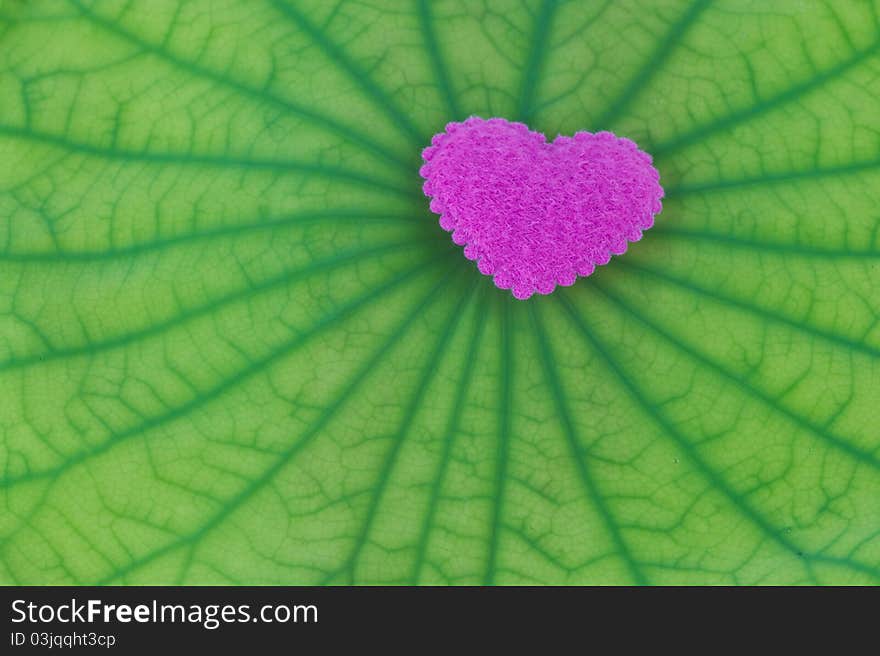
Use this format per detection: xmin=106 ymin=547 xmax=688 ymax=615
xmin=420 ymin=117 xmax=664 ymax=299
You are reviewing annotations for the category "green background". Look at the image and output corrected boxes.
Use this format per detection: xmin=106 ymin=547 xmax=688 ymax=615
xmin=0 ymin=0 xmax=878 ymax=585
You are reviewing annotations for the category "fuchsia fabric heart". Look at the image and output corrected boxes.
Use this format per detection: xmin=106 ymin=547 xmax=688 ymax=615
xmin=420 ymin=117 xmax=664 ymax=299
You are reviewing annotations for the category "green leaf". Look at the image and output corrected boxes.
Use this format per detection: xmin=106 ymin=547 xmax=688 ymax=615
xmin=1 ymin=0 xmax=878 ymax=585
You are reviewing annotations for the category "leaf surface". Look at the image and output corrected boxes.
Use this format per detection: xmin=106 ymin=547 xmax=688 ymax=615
xmin=1 ymin=0 xmax=879 ymax=584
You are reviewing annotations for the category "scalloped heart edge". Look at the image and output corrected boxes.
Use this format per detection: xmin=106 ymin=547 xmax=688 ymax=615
xmin=419 ymin=116 xmax=664 ymax=300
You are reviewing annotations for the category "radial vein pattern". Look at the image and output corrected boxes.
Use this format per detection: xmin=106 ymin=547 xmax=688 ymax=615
xmin=0 ymin=0 xmax=878 ymax=585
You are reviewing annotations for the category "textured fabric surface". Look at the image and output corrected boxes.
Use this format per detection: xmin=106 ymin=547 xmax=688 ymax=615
xmin=421 ymin=117 xmax=664 ymax=299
